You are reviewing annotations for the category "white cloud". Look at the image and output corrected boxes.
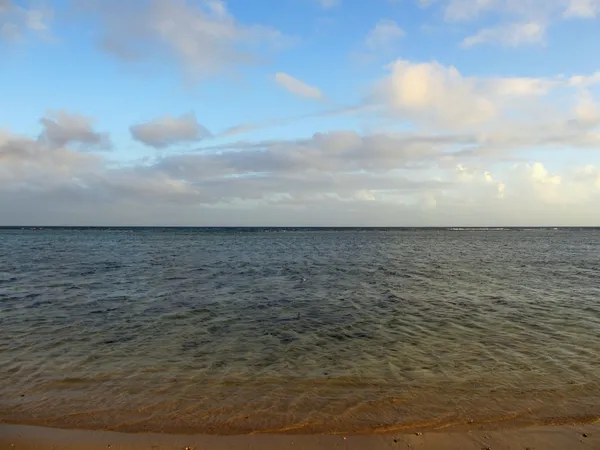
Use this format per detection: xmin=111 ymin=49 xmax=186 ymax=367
xmin=88 ymin=0 xmax=286 ymax=79
xmin=374 ymin=60 xmax=496 ymax=127
xmin=274 ymin=72 xmax=324 ymax=100
xmin=462 ymin=21 xmax=546 ymax=47
xmin=530 ymin=161 xmax=561 ymax=185
xmin=355 ymin=189 xmax=377 ymax=201
xmin=564 ymin=0 xmax=600 ymax=17
xmin=130 ymin=113 xmax=212 ymax=148
xmin=576 ymin=165 xmax=600 ymax=189
xmin=365 ymin=19 xmax=405 ymax=51
xmin=371 ymin=59 xmax=600 ymax=128
xmin=486 ymin=77 xmax=555 ymax=96
xmin=423 ymin=0 xmax=597 ymax=48
xmin=568 ymin=71 xmax=600 ymax=88
xmin=432 ymin=160 xmax=600 ymax=217
xmin=451 ymin=164 xmax=506 ymax=202
xmin=573 ymin=90 xmax=600 ymax=124
xmin=520 ymin=162 xmax=600 ymax=206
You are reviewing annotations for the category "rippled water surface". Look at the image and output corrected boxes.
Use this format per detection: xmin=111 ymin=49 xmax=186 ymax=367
xmin=1 ymin=228 xmax=600 ymax=434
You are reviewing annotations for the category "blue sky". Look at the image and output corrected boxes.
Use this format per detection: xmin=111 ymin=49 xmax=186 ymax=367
xmin=1 ymin=0 xmax=600 ymax=225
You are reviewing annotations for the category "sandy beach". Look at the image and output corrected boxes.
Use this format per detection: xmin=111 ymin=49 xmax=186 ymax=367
xmin=1 ymin=423 xmax=599 ymax=450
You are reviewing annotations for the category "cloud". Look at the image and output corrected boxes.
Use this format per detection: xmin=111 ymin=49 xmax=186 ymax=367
xmin=423 ymin=0 xmax=596 ymax=48
xmin=438 ymin=0 xmax=567 ymax=21
xmin=39 ymin=111 xmax=111 ymax=150
xmin=452 ymin=164 xmax=506 ymax=200
xmin=573 ymin=90 xmax=600 ymax=124
xmin=373 ymin=60 xmax=496 ymax=127
xmin=530 ymin=161 xmax=561 ymax=185
xmin=219 ymin=123 xmax=261 ymax=137
xmin=568 ymin=71 xmax=600 ymax=88
xmin=564 ymin=0 xmax=600 ymax=17
xmin=370 ymin=59 xmax=600 ymax=128
xmin=520 ymin=161 xmax=600 ymax=206
xmin=0 ymin=126 xmax=455 ymax=223
xmin=3 ymin=109 xmax=600 ymax=225
xmin=317 ymin=0 xmax=341 ymax=9
xmin=365 ymin=19 xmax=405 ymax=51
xmin=130 ymin=113 xmax=212 ymax=148
xmin=486 ymin=77 xmax=556 ymax=96
xmin=426 ymin=0 xmax=600 ymax=23
xmin=213 ymin=103 xmax=375 ymax=138
xmin=443 ymin=0 xmax=517 ymax=22
xmin=160 ymin=131 xmax=453 ymax=182
xmin=0 ymin=0 xmax=52 ymax=42
xmin=2 ymin=74 xmax=600 ymax=225
xmin=274 ymin=72 xmax=324 ymax=100
xmin=462 ymin=22 xmax=546 ymax=47
xmin=0 ymin=130 xmax=102 ymax=193
xmin=84 ymin=0 xmax=287 ymax=79
xmin=4 ymin=2 xmax=600 ymax=226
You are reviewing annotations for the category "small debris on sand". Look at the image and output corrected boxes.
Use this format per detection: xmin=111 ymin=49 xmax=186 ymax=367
xmin=415 ymin=432 xmax=423 ymax=436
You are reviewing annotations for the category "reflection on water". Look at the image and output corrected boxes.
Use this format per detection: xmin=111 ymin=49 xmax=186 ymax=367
xmin=1 ymin=228 xmax=600 ymax=434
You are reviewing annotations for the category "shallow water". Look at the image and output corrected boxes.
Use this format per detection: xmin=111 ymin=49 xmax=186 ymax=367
xmin=1 ymin=228 xmax=600 ymax=434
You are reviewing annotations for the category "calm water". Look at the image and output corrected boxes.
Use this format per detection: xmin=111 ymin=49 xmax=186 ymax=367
xmin=1 ymin=228 xmax=600 ymax=434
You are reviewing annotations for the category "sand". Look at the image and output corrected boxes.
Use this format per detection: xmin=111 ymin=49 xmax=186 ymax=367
xmin=1 ymin=423 xmax=599 ymax=450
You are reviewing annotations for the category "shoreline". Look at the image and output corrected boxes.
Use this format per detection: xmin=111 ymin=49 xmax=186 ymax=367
xmin=1 ymin=423 xmax=598 ymax=450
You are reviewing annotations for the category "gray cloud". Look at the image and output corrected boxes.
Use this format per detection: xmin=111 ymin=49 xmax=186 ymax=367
xmin=130 ymin=113 xmax=212 ymax=148
xmin=79 ymin=0 xmax=288 ymax=79
xmin=0 ymin=127 xmax=464 ymax=211
xmin=173 ymin=130 xmax=469 ymax=180
xmin=39 ymin=110 xmax=111 ymax=150
xmin=2 ymin=107 xmax=600 ymax=226
xmin=0 ymin=0 xmax=52 ymax=42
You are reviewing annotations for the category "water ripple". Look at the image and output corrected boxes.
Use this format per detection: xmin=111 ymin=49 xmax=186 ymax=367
xmin=1 ymin=229 xmax=600 ymax=433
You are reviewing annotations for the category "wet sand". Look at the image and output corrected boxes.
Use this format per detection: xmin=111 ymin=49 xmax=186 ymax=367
xmin=1 ymin=423 xmax=598 ymax=450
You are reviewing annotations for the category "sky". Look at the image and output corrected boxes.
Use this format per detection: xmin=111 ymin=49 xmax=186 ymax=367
xmin=1 ymin=0 xmax=600 ymax=226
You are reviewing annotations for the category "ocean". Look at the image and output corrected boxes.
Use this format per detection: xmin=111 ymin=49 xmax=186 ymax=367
xmin=1 ymin=228 xmax=599 ymax=434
